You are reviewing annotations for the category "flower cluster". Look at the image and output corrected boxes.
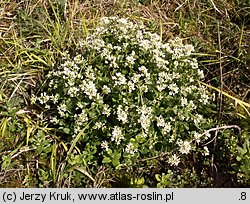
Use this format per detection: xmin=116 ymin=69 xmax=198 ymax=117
xmin=32 ymin=17 xmax=214 ymax=167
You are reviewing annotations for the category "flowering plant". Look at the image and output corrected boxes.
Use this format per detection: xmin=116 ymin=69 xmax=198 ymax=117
xmin=32 ymin=17 xmax=214 ymax=168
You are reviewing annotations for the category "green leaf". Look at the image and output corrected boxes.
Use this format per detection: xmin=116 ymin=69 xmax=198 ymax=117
xmin=112 ymin=152 xmax=121 ymax=167
xmin=102 ymin=156 xmax=112 ymax=164
xmin=135 ymin=135 xmax=145 ymax=143
xmin=137 ymin=177 xmax=145 ymax=185
xmin=1 ymin=156 xmax=12 ymax=170
xmin=121 ymin=69 xmax=128 ymax=75
xmin=37 ymin=130 xmax=45 ymax=138
xmin=112 ymin=158 xmax=120 ymax=167
xmin=107 ymin=149 xmax=112 ymax=155
xmin=238 ymin=147 xmax=247 ymax=155
xmin=44 ymin=146 xmax=52 ymax=154
xmin=183 ymin=122 xmax=189 ymax=130
xmin=63 ymin=128 xmax=71 ymax=134
xmin=155 ymin=174 xmax=161 ymax=182
xmin=88 ymin=111 xmax=96 ymax=118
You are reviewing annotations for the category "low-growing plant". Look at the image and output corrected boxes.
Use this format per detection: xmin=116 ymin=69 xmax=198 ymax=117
xmin=32 ymin=17 xmax=236 ymax=185
xmin=236 ymin=137 xmax=250 ymax=185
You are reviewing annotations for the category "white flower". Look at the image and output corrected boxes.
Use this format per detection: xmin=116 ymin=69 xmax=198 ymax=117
xmin=168 ymin=83 xmax=179 ymax=95
xmin=178 ymin=140 xmax=192 ymax=154
xmin=203 ymin=146 xmax=209 ymax=156
xmin=156 ymin=115 xmax=165 ymax=127
xmin=131 ymin=73 xmax=141 ymax=84
xmin=157 ymin=84 xmax=167 ymax=92
xmin=169 ymin=135 xmax=175 ymax=143
xmin=117 ymin=105 xmax=128 ymax=124
xmin=199 ymin=91 xmax=209 ymax=105
xmin=197 ymin=69 xmax=204 ymax=78
xmin=100 ymin=17 xmax=111 ymax=25
xmin=163 ymin=122 xmax=171 ymax=134
xmin=184 ymin=44 xmax=194 ymax=56
xmin=138 ymin=66 xmax=150 ymax=78
xmin=30 ymin=95 xmax=37 ymax=104
xmin=75 ymin=110 xmax=88 ymax=124
xmin=111 ymin=126 xmax=124 ymax=145
xmin=190 ymin=58 xmax=198 ymax=69
xmin=51 ymin=117 xmax=59 ymax=124
xmin=180 ymin=97 xmax=188 ymax=107
xmin=117 ymin=17 xmax=128 ymax=25
xmin=140 ymin=84 xmax=148 ymax=93
xmin=193 ymin=114 xmax=203 ymax=125
xmin=188 ymin=100 xmax=196 ymax=109
xmin=137 ymin=105 xmax=153 ymax=133
xmin=138 ymin=115 xmax=152 ymax=133
xmin=101 ymin=141 xmax=109 ymax=151
xmin=109 ymin=55 xmax=118 ymax=68
xmin=125 ymin=143 xmax=138 ymax=155
xmin=138 ymin=105 xmax=152 ymax=116
xmin=102 ymin=85 xmax=111 ymax=94
xmin=168 ymin=154 xmax=180 ymax=166
xmin=94 ymin=122 xmax=106 ymax=130
xmin=178 ymin=111 xmax=186 ymax=121
xmin=194 ymin=132 xmax=202 ymax=144
xmin=76 ymin=101 xmax=84 ymax=109
xmin=156 ymin=116 xmax=172 ymax=134
xmin=39 ymin=92 xmax=50 ymax=104
xmin=112 ymin=72 xmax=127 ymax=86
xmin=68 ymin=86 xmax=79 ymax=97
xmin=51 ymin=94 xmax=60 ymax=104
xmin=80 ymin=80 xmax=98 ymax=99
xmin=173 ymin=60 xmax=178 ymax=67
xmin=73 ymin=54 xmax=84 ymax=64
xmin=140 ymin=39 xmax=151 ymax=51
xmin=102 ymin=104 xmax=111 ymax=117
xmin=73 ymin=126 xmax=81 ymax=135
xmin=57 ymin=103 xmax=67 ymax=117
xmin=128 ymin=81 xmax=136 ymax=93
xmin=125 ymin=51 xmax=136 ymax=66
